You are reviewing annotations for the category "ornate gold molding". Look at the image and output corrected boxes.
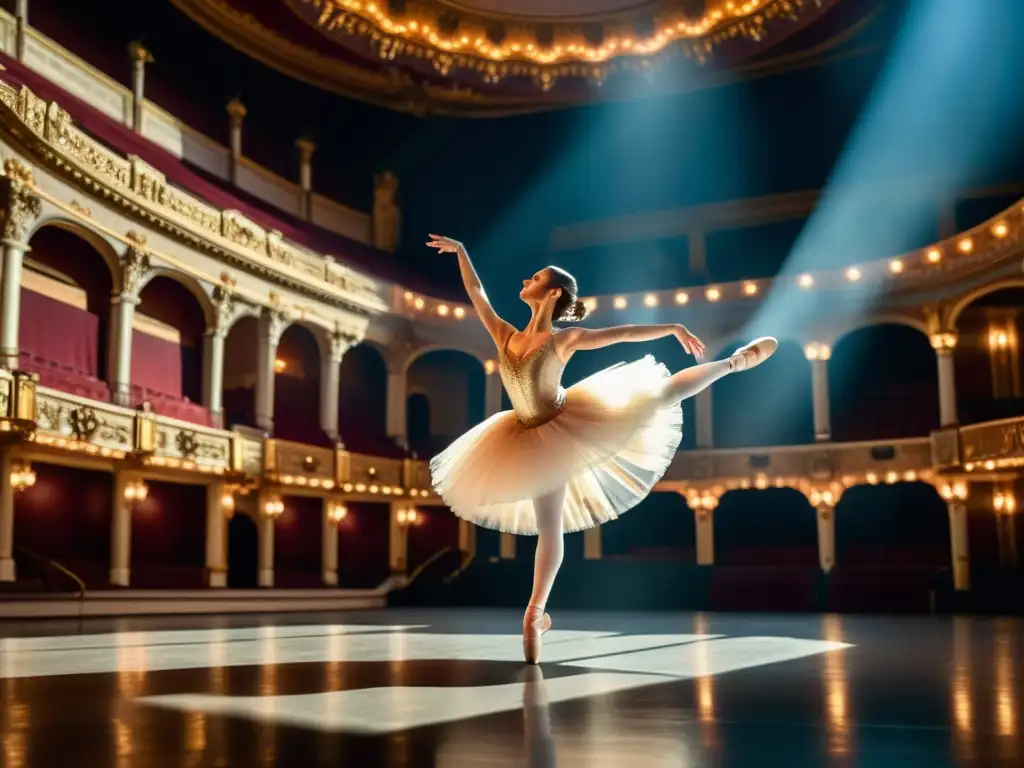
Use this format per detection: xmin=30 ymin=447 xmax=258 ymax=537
xmin=0 ymin=79 xmax=394 ymax=323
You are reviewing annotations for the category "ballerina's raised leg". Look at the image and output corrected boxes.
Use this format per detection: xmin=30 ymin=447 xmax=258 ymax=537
xmin=521 ymin=336 xmax=777 ymax=664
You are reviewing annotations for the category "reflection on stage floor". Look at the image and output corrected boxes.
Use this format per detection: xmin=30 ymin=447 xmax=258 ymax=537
xmin=0 ymin=610 xmax=1020 ymax=766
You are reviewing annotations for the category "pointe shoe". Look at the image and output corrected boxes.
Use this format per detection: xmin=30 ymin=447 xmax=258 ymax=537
xmin=730 ymin=337 xmax=778 ymax=372
xmin=523 ymin=608 xmax=552 ymax=665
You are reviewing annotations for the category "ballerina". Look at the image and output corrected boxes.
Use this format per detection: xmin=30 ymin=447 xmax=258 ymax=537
xmin=426 ymin=234 xmax=777 ymax=664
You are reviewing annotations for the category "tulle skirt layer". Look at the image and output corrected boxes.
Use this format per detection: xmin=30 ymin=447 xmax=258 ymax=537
xmin=430 ymin=355 xmax=683 ymax=534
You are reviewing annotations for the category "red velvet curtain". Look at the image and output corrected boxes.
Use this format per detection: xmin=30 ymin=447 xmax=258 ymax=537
xmin=19 ymin=289 xmax=99 ymax=375
xmin=131 ymin=331 xmax=182 ymax=398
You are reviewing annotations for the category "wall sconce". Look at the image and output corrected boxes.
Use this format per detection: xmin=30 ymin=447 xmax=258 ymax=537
xmin=396 ymin=507 xmax=421 ymax=526
xmin=263 ymin=497 xmax=284 ymax=518
xmin=328 ymin=502 xmax=347 ymax=523
xmin=993 ymin=491 xmax=1016 ymax=515
xmin=274 ymin=358 xmax=287 ymax=373
xmin=930 ymin=333 xmax=958 ymax=350
xmin=939 ymin=480 xmax=969 ymax=502
xmin=220 ymin=492 xmax=235 ymax=515
xmin=123 ymin=479 xmax=148 ymax=502
xmin=10 ymin=462 xmax=36 ymax=492
xmin=484 ymin=359 xmax=496 ymax=375
xmin=988 ymin=328 xmax=1011 ymax=351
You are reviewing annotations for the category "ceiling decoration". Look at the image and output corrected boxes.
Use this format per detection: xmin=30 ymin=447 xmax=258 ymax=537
xmin=172 ymin=0 xmax=872 ymax=116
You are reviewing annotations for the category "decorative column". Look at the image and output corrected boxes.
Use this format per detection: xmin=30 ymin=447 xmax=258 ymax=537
xmin=107 ymin=238 xmax=149 ymax=406
xmin=295 ymin=137 xmax=316 ymax=221
xmin=257 ymin=491 xmax=281 ymax=588
xmin=254 ymin=310 xmax=287 ymax=434
xmin=14 ymin=0 xmax=28 ymax=62
xmin=484 ymin=360 xmax=502 ymax=417
xmin=695 ymin=389 xmax=713 ymax=449
xmin=0 ymin=450 xmax=15 ymax=582
xmin=808 ymin=487 xmax=839 ymax=574
xmin=386 ymin=368 xmax=408 ymax=451
xmin=804 ymin=342 xmax=832 ymax=441
xmin=320 ymin=331 xmax=352 ymax=443
xmin=322 ymin=500 xmax=344 ymax=586
xmin=499 ymin=532 xmax=516 ymax=560
xmin=0 ymin=163 xmax=42 ymax=370
xmin=206 ymin=483 xmax=230 ymax=588
xmin=110 ymin=472 xmax=145 ymax=586
xmin=584 ymin=527 xmax=602 ymax=560
xmin=226 ymin=98 xmax=247 ymax=186
xmin=372 ymin=172 xmax=401 ymax=253
xmin=203 ymin=287 xmax=237 ymax=430
xmin=389 ymin=501 xmax=409 ymax=574
xmin=458 ymin=519 xmax=476 ymax=559
xmin=931 ymin=333 xmax=959 ymax=427
xmin=687 ymin=490 xmax=718 ymax=566
xmin=128 ymin=42 xmax=153 ymax=133
xmin=688 ymin=229 xmax=708 ymax=276
xmin=940 ymin=480 xmax=970 ymax=591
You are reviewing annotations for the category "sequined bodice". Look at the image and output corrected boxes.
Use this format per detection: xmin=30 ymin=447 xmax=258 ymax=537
xmin=500 ymin=334 xmax=567 ymax=428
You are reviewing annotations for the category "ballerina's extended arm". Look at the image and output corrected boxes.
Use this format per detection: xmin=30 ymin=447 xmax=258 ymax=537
xmin=562 ymin=323 xmax=706 ymax=359
xmin=427 ymin=234 xmax=512 ymax=346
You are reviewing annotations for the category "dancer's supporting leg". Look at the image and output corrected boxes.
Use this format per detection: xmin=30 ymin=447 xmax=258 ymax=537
xmin=524 ymin=484 xmax=567 ymax=664
xmin=660 ymin=337 xmax=778 ymax=405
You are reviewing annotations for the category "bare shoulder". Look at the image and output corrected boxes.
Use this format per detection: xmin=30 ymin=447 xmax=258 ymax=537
xmin=553 ymin=327 xmax=586 ymax=356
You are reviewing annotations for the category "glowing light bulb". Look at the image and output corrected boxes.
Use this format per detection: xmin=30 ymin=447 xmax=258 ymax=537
xmin=845 ymin=267 xmax=861 ymax=282
xmin=613 ymin=296 xmax=627 ymax=310
xmin=743 ymin=282 xmax=758 ymax=295
xmin=889 ymin=259 xmax=904 ymax=274
xmin=927 ymin=248 xmax=942 ymax=263
xmin=992 ymin=221 xmax=1009 ymax=238
xmin=643 ymin=293 xmax=659 ymax=307
xmin=798 ymin=274 xmax=814 ymax=289
xmin=958 ymin=237 xmax=974 ymax=254
xmin=705 ymin=287 xmax=720 ymax=302
xmin=674 ymin=291 xmax=689 ymax=305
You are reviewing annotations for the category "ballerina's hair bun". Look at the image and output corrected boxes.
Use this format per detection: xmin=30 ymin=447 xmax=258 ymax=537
xmin=559 ymin=298 xmax=590 ymax=323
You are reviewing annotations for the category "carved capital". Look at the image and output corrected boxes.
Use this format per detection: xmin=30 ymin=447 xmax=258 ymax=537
xmin=1 ymin=159 xmax=42 ymax=245
xmin=263 ymin=308 xmax=290 ymax=348
xmin=121 ymin=240 xmax=151 ymax=298
xmin=211 ymin=285 xmax=243 ymax=337
xmin=328 ymin=329 xmax=359 ymax=363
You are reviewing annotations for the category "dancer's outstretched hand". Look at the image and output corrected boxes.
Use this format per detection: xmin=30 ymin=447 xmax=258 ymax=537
xmin=426 ymin=234 xmax=462 ymax=254
xmin=673 ymin=325 xmax=706 ymax=360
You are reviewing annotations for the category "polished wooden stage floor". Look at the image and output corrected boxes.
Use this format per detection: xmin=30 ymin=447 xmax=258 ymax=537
xmin=0 ymin=609 xmax=1020 ymax=766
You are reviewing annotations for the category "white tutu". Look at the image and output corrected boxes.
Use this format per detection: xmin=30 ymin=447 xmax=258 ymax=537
xmin=430 ymin=355 xmax=682 ymax=534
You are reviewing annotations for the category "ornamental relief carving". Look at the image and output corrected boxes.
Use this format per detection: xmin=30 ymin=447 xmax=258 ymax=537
xmin=1 ymin=160 xmax=42 ymax=244
xmin=121 ymin=239 xmax=151 ymax=298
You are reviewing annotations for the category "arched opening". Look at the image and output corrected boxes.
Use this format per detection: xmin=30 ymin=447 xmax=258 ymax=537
xmin=709 ymin=488 xmax=819 ymax=611
xmin=602 ymin=492 xmax=695 ymax=562
xmin=273 ymin=324 xmax=326 ymax=445
xmin=338 ymin=344 xmax=395 ymax=455
xmin=830 ymin=324 xmax=938 ymax=441
xmin=132 ymin=275 xmax=208 ymax=425
xmin=222 ymin=315 xmax=258 ymax=430
xmin=274 ymin=496 xmax=324 ymax=587
xmin=337 ymin=502 xmax=390 ymax=588
xmin=227 ymin=512 xmax=258 ymax=588
xmin=953 ymin=287 xmax=1024 ymax=424
xmin=19 ymin=226 xmax=114 ymax=400
xmin=407 ymin=393 xmax=431 ymax=450
xmin=406 ymin=350 xmax=485 ymax=458
xmin=12 ymin=462 xmax=112 ymax=588
xmin=131 ymin=480 xmax=207 ymax=588
xmin=407 ymin=506 xmax=460 ymax=575
xmin=831 ymin=482 xmax=949 ymax=611
xmin=712 ymin=340 xmax=812 ymax=447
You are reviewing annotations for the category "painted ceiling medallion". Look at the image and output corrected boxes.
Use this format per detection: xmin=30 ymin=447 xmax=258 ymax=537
xmin=171 ymin=0 xmax=862 ymax=115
